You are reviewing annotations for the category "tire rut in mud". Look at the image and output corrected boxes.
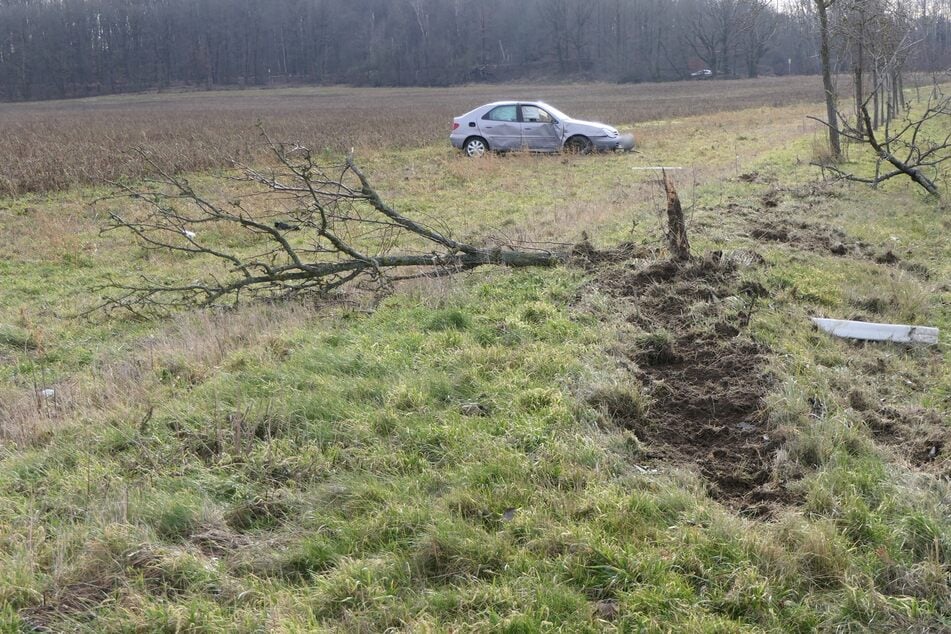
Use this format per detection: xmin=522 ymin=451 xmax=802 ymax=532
xmin=596 ymin=256 xmax=792 ymax=517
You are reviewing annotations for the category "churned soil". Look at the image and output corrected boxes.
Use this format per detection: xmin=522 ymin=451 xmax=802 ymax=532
xmin=595 ymin=255 xmax=793 ymax=517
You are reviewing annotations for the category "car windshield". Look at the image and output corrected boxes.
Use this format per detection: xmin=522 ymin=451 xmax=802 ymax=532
xmin=537 ymin=102 xmax=570 ymax=122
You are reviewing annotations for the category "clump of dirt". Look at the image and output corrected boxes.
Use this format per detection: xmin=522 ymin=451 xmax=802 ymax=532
xmin=760 ymin=188 xmax=782 ymax=208
xmin=874 ymin=250 xmax=900 ymax=264
xmin=898 ymin=260 xmax=932 ymax=279
xmin=746 ymin=197 xmax=932 ymax=278
xmin=749 ymin=218 xmax=861 ymax=255
xmin=866 ymin=405 xmax=950 ymax=477
xmin=738 ymin=171 xmax=761 ymax=183
xmin=597 ymin=256 xmax=791 ymax=517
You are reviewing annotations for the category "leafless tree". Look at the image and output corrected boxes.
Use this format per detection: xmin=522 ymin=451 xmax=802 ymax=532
xmin=95 ymin=137 xmax=569 ymax=316
xmin=685 ymin=0 xmax=740 ymax=76
xmin=838 ymin=0 xmax=876 ymax=134
xmin=868 ymin=2 xmax=914 ymax=128
xmin=837 ymin=0 xmax=914 ymax=133
xmin=813 ymin=82 xmax=949 ymax=196
xmin=540 ymin=0 xmax=598 ymax=73
xmin=683 ymin=0 xmax=780 ymax=78
xmin=810 ymin=1 xmax=947 ymax=195
xmin=815 ymin=0 xmax=843 ymax=160
xmin=742 ymin=0 xmax=778 ymax=78
xmin=8 ymin=0 xmax=951 ymax=100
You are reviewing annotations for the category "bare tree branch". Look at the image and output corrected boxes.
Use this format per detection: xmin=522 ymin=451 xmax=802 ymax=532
xmin=93 ymin=134 xmax=570 ymax=317
xmin=811 ymin=81 xmax=949 ymax=196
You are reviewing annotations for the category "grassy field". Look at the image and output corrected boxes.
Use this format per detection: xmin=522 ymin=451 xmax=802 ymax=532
xmin=0 ymin=79 xmax=949 ymax=632
xmin=0 ymin=76 xmax=838 ymax=197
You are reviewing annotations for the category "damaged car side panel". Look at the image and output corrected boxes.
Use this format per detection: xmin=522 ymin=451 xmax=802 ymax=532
xmin=450 ymin=101 xmax=634 ymax=156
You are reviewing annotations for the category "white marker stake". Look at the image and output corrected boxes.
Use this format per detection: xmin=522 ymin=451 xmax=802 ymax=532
xmin=812 ymin=318 xmax=939 ymax=345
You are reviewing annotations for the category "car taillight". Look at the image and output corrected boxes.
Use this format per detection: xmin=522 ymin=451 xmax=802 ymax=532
xmin=452 ymin=122 xmax=460 ymax=131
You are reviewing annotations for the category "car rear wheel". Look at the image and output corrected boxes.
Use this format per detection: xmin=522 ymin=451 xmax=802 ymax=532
xmin=564 ymin=135 xmax=593 ymax=155
xmin=464 ymin=137 xmax=488 ymax=157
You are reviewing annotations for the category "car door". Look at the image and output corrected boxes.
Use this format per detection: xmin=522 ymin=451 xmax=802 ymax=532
xmin=479 ymin=104 xmax=521 ymax=150
xmin=519 ymin=104 xmax=562 ymax=152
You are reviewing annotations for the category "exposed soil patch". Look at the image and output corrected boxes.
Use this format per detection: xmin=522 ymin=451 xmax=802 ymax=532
xmin=595 ymin=256 xmax=792 ymax=517
xmin=745 ymin=190 xmax=932 ymax=278
xmin=749 ymin=216 xmax=932 ymax=279
xmin=749 ymin=217 xmax=864 ymax=255
xmin=866 ymin=405 xmax=950 ymax=478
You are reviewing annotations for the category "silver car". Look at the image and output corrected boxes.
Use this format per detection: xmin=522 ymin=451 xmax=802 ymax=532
xmin=449 ymin=101 xmax=634 ymax=157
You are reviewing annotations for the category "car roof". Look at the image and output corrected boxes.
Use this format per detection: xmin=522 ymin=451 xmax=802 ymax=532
xmin=481 ymin=100 xmax=547 ymax=107
xmin=457 ymin=100 xmax=559 ymax=119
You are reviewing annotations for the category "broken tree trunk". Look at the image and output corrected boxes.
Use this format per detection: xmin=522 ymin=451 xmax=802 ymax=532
xmin=663 ymin=172 xmax=691 ymax=261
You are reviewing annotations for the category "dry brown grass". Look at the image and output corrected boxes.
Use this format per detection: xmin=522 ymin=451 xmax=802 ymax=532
xmin=0 ymin=302 xmax=319 ymax=444
xmin=0 ymin=77 xmax=828 ymax=197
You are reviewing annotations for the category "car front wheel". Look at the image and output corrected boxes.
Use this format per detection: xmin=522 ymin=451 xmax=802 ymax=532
xmin=564 ymin=135 xmax=593 ymax=155
xmin=464 ymin=137 xmax=488 ymax=157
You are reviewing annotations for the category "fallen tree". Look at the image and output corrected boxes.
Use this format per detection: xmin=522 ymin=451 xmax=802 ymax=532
xmin=96 ymin=135 xmax=696 ymax=316
xmin=95 ymin=136 xmax=569 ymax=316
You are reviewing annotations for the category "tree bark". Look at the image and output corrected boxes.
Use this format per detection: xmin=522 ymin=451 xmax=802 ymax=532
xmin=816 ymin=0 xmax=842 ymax=159
xmin=663 ymin=172 xmax=691 ymax=261
xmin=853 ymin=12 xmax=865 ymax=135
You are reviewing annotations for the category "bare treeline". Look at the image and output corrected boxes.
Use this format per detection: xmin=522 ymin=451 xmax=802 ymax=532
xmin=0 ymin=0 xmax=949 ymax=101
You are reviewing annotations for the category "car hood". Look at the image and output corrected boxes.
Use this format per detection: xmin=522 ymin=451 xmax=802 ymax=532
xmin=563 ymin=117 xmax=618 ymax=136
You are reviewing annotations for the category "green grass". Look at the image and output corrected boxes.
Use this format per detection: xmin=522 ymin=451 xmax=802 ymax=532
xmin=0 ymin=87 xmax=949 ymax=631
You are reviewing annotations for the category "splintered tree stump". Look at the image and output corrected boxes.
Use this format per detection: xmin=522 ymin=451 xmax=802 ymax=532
xmin=663 ymin=172 xmax=691 ymax=261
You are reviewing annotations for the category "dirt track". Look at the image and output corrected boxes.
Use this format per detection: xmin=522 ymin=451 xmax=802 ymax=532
xmin=595 ymin=255 xmax=793 ymax=517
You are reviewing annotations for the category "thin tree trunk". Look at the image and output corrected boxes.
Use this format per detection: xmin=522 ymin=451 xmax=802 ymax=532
xmin=816 ymin=0 xmax=841 ymax=159
xmin=873 ymin=65 xmax=880 ymax=129
xmin=886 ymin=71 xmax=893 ymax=124
xmin=897 ymin=72 xmax=904 ymax=111
xmin=853 ymin=33 xmax=864 ymax=135
xmin=891 ymin=70 xmax=900 ymax=118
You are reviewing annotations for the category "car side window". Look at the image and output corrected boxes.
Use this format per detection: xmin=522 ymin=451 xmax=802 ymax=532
xmin=520 ymin=105 xmax=553 ymax=124
xmin=484 ymin=105 xmax=518 ymax=122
